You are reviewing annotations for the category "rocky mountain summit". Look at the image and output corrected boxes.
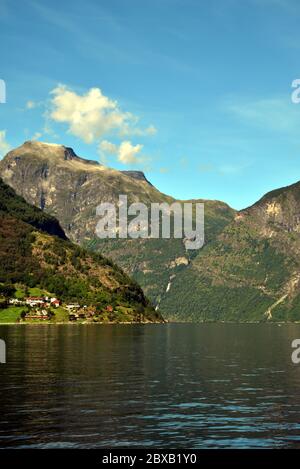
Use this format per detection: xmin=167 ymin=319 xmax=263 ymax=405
xmin=0 ymin=141 xmax=173 ymax=242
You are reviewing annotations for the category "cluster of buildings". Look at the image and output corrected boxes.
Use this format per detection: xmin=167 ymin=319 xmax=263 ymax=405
xmin=9 ymin=296 xmax=61 ymax=308
xmin=8 ymin=296 xmax=61 ymax=320
xmin=68 ymin=305 xmax=114 ymax=321
xmin=68 ymin=305 xmax=96 ymax=321
xmin=7 ymin=295 xmax=115 ymax=322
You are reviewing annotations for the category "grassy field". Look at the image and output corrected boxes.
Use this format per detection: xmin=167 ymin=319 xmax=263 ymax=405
xmin=0 ymin=306 xmax=27 ymax=323
xmin=52 ymin=306 xmax=69 ymax=322
xmin=14 ymin=286 xmax=52 ymax=299
xmin=0 ymin=306 xmax=70 ymax=323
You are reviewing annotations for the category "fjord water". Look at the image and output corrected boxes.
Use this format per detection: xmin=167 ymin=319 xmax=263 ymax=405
xmin=1 ymin=324 xmax=300 ymax=449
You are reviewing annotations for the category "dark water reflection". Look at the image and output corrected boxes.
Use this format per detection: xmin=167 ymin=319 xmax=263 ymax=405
xmin=1 ymin=323 xmax=300 ymax=448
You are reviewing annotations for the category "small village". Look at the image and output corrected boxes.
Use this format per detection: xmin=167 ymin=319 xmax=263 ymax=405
xmin=7 ymin=295 xmax=115 ymax=322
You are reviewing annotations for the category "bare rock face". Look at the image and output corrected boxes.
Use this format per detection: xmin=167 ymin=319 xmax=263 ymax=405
xmin=240 ymin=180 xmax=300 ymax=235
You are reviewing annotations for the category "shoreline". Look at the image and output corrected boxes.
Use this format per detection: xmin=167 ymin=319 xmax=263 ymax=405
xmin=0 ymin=320 xmax=300 ymax=326
xmin=0 ymin=320 xmax=166 ymax=326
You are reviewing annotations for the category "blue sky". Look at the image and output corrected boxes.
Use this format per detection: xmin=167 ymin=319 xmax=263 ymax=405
xmin=1 ymin=0 xmax=300 ymax=209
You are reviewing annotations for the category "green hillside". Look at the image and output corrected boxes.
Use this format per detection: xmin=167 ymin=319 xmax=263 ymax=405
xmin=0 ymin=177 xmax=162 ymax=323
xmin=160 ymin=186 xmax=300 ymax=322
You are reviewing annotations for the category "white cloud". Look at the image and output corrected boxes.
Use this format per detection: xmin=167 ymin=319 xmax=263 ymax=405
xmin=159 ymin=167 xmax=170 ymax=174
xmin=31 ymin=131 xmax=42 ymax=140
xmin=123 ymin=124 xmax=157 ymax=137
xmin=196 ymin=160 xmax=250 ymax=176
xmin=118 ymin=141 xmax=143 ymax=164
xmin=0 ymin=130 xmax=10 ymax=158
xmin=226 ymin=96 xmax=300 ymax=134
xmin=49 ymin=84 xmax=155 ymax=143
xmin=26 ymin=100 xmax=37 ymax=109
xmin=26 ymin=100 xmax=44 ymax=110
xmin=144 ymin=125 xmax=157 ymax=136
xmin=99 ymin=140 xmax=144 ymax=165
xmin=99 ymin=140 xmax=118 ymax=154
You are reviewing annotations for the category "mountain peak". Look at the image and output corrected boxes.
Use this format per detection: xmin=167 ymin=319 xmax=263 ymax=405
xmin=6 ymin=141 xmax=101 ymax=167
xmin=2 ymin=141 xmax=158 ymax=185
xmin=0 ymin=141 xmax=169 ymax=242
xmin=121 ymin=170 xmax=153 ymax=186
xmin=239 ymin=178 xmax=300 ymax=221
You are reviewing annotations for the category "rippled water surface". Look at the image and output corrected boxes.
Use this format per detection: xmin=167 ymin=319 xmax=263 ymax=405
xmin=1 ymin=323 xmax=300 ymax=448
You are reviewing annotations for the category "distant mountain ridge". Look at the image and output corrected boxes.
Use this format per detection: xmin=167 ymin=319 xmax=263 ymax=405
xmin=160 ymin=177 xmax=300 ymax=321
